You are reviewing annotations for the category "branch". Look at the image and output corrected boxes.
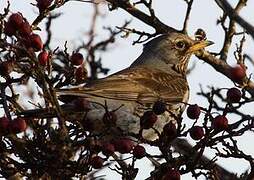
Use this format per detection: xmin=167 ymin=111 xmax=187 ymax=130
xmin=219 ymin=0 xmax=248 ymax=61
xmin=182 ymin=0 xmax=194 ymax=34
xmin=106 ymin=0 xmax=178 ymax=33
xmin=196 ymin=50 xmax=254 ymax=97
xmin=214 ymin=0 xmax=254 ymax=40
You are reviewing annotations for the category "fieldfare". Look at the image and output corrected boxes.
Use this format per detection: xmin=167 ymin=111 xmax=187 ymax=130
xmin=56 ymin=32 xmax=213 ymax=140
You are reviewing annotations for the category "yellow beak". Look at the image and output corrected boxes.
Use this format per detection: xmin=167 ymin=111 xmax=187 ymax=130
xmin=187 ymin=40 xmax=214 ymax=53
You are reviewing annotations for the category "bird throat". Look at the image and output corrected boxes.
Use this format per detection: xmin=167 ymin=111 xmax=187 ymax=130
xmin=172 ymin=55 xmax=190 ymax=75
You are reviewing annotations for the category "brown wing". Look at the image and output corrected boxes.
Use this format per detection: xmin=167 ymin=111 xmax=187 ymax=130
xmin=57 ymin=67 xmax=188 ymax=104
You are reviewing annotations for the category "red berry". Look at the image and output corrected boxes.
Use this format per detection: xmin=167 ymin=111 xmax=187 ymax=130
xmin=0 ymin=61 xmax=14 ymax=77
xmin=226 ymin=88 xmax=241 ymax=103
xmin=212 ymin=115 xmax=228 ymax=131
xmin=140 ymin=111 xmax=157 ymax=129
xmin=113 ymin=138 xmax=134 ymax=154
xmin=153 ymin=101 xmax=167 ymax=115
xmin=230 ymin=65 xmax=246 ymax=82
xmin=162 ymin=169 xmax=181 ymax=180
xmin=9 ymin=118 xmax=27 ymax=134
xmin=8 ymin=13 xmax=23 ymax=29
xmin=75 ymin=66 xmax=87 ymax=83
xmin=102 ymin=142 xmax=115 ymax=156
xmin=189 ymin=126 xmax=204 ymax=140
xmin=30 ymin=34 xmax=43 ymax=51
xmin=19 ymin=20 xmax=32 ymax=37
xmin=187 ymin=104 xmax=201 ymax=119
xmin=37 ymin=0 xmax=53 ymax=12
xmin=133 ymin=145 xmax=146 ymax=159
xmin=90 ymin=156 xmax=104 ymax=169
xmin=163 ymin=121 xmax=177 ymax=137
xmin=38 ymin=51 xmax=49 ymax=66
xmin=71 ymin=53 xmax=84 ymax=66
xmin=102 ymin=111 xmax=117 ymax=125
xmin=0 ymin=117 xmax=10 ymax=131
xmin=4 ymin=21 xmax=16 ymax=36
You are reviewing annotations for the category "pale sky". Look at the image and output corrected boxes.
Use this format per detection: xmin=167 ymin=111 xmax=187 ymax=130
xmin=1 ymin=0 xmax=254 ymax=179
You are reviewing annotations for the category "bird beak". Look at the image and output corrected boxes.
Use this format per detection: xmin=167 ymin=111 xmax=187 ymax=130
xmin=187 ymin=40 xmax=214 ymax=53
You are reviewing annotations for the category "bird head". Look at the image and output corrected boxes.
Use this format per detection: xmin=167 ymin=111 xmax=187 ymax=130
xmin=131 ymin=32 xmax=214 ymax=74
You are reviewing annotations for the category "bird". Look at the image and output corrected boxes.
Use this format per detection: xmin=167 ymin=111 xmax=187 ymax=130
xmin=55 ymin=32 xmax=214 ymax=141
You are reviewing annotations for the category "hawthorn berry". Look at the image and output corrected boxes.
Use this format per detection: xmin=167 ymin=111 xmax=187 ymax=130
xmin=0 ymin=117 xmax=10 ymax=131
xmin=8 ymin=13 xmax=23 ymax=29
xmin=38 ymin=51 xmax=49 ymax=66
xmin=71 ymin=52 xmax=84 ymax=66
xmin=212 ymin=115 xmax=228 ymax=131
xmin=30 ymin=34 xmax=43 ymax=51
xmin=75 ymin=66 xmax=87 ymax=83
xmin=19 ymin=20 xmax=32 ymax=37
xmin=189 ymin=126 xmax=204 ymax=140
xmin=4 ymin=21 xmax=16 ymax=36
xmin=102 ymin=142 xmax=115 ymax=156
xmin=9 ymin=118 xmax=27 ymax=134
xmin=140 ymin=111 xmax=157 ymax=129
xmin=113 ymin=138 xmax=134 ymax=154
xmin=36 ymin=0 xmax=53 ymax=12
xmin=163 ymin=121 xmax=177 ymax=137
xmin=133 ymin=145 xmax=146 ymax=159
xmin=226 ymin=88 xmax=241 ymax=103
xmin=153 ymin=101 xmax=167 ymax=115
xmin=162 ymin=169 xmax=181 ymax=180
xmin=0 ymin=61 xmax=14 ymax=77
xmin=187 ymin=104 xmax=201 ymax=119
xmin=90 ymin=156 xmax=104 ymax=169
xmin=230 ymin=65 xmax=246 ymax=82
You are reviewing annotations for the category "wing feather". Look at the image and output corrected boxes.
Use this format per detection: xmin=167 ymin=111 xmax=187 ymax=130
xmin=57 ymin=67 xmax=188 ymax=104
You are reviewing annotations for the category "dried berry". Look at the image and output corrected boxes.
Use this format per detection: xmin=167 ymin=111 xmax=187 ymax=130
xmin=0 ymin=117 xmax=10 ymax=132
xmin=113 ymin=138 xmax=134 ymax=154
xmin=30 ymin=34 xmax=43 ymax=51
xmin=8 ymin=13 xmax=23 ymax=29
xmin=90 ymin=156 xmax=104 ymax=169
xmin=189 ymin=126 xmax=204 ymax=140
xmin=0 ymin=61 xmax=14 ymax=77
xmin=133 ymin=145 xmax=146 ymax=159
xmin=102 ymin=143 xmax=115 ymax=156
xmin=230 ymin=65 xmax=246 ymax=83
xmin=212 ymin=115 xmax=228 ymax=131
xmin=140 ymin=111 xmax=157 ymax=129
xmin=187 ymin=104 xmax=201 ymax=119
xmin=153 ymin=101 xmax=167 ymax=115
xmin=37 ymin=0 xmax=53 ymax=12
xmin=71 ymin=52 xmax=84 ymax=66
xmin=38 ymin=50 xmax=49 ymax=66
xmin=226 ymin=88 xmax=241 ymax=103
xmin=4 ymin=21 xmax=16 ymax=36
xmin=9 ymin=118 xmax=27 ymax=134
xmin=162 ymin=169 xmax=181 ymax=180
xmin=163 ymin=121 xmax=177 ymax=137
xmin=19 ymin=20 xmax=32 ymax=37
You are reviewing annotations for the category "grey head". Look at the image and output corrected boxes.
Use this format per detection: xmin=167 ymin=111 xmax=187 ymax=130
xmin=130 ymin=32 xmax=213 ymax=74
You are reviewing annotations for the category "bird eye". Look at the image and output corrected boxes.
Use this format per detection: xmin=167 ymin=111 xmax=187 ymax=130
xmin=175 ymin=41 xmax=186 ymax=49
